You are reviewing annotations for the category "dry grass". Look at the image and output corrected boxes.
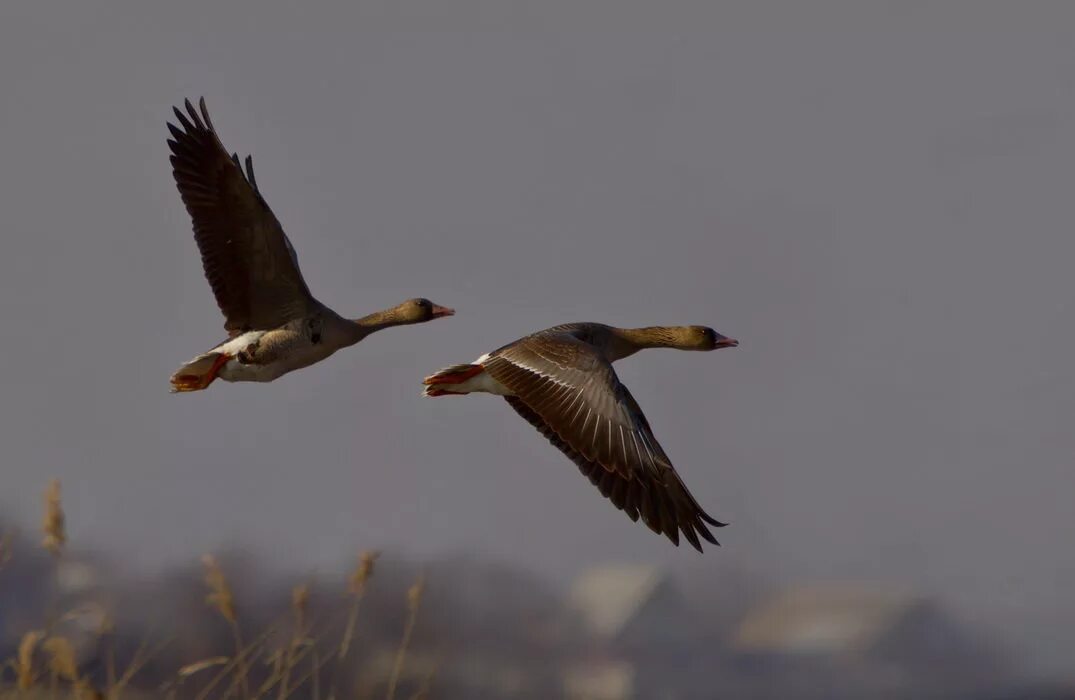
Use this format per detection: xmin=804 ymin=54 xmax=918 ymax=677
xmin=0 ymin=480 xmax=431 ymax=699
xmin=40 ymin=479 xmax=65 ymax=558
xmin=15 ymin=631 xmax=44 ymax=690
xmin=386 ymin=574 xmax=425 ymax=700
xmin=339 ymin=550 xmax=378 ymax=661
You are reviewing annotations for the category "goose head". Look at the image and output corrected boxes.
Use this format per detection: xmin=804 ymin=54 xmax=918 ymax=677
xmin=679 ymin=326 xmax=739 ymax=351
xmin=395 ymin=298 xmax=455 ymax=324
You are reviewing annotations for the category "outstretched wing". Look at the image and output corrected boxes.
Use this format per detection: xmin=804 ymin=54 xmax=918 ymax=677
xmin=484 ymin=331 xmax=725 ymax=551
xmin=167 ymin=98 xmax=317 ymax=334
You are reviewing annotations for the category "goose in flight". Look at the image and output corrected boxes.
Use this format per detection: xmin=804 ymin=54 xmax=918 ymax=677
xmin=423 ymin=323 xmax=738 ymax=551
xmin=167 ymin=98 xmax=454 ymax=392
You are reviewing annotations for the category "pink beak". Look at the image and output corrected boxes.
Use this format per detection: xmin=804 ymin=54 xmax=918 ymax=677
xmin=430 ymin=305 xmax=455 ymax=318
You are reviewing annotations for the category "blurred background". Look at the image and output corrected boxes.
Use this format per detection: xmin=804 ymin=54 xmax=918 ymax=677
xmin=0 ymin=2 xmax=1072 ymax=698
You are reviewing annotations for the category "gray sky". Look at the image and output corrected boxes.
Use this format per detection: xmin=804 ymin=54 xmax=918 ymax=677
xmin=1 ymin=0 xmax=1073 ymax=674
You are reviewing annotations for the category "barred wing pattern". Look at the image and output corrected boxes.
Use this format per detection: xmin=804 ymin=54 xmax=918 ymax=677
xmin=483 ymin=328 xmax=725 ymax=551
xmin=167 ymin=98 xmax=317 ymax=334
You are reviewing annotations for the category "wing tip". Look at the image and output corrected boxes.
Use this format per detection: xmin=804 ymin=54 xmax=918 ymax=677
xmin=680 ymin=522 xmax=722 ymax=553
xmin=169 ymin=96 xmax=214 ymax=135
xmin=701 ymin=511 xmax=729 ymax=528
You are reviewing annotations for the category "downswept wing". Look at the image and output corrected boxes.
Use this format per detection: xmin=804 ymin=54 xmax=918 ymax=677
xmin=483 ymin=330 xmax=725 ymax=551
xmin=167 ymin=98 xmax=317 ymax=334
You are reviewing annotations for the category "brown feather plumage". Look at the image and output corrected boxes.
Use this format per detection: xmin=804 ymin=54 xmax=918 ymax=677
xmin=496 ymin=324 xmax=726 ymax=552
xmin=167 ymin=98 xmax=317 ymax=333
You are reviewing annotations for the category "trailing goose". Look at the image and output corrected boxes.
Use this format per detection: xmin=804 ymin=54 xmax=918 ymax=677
xmin=167 ymin=98 xmax=453 ymax=392
xmin=423 ymin=323 xmax=738 ymax=551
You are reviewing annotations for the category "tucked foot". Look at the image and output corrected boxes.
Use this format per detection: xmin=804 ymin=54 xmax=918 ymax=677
xmin=421 ymin=363 xmax=484 ymax=397
xmin=169 ymin=352 xmax=231 ymax=393
xmin=422 ymin=364 xmax=484 ymax=386
xmin=170 ymin=374 xmax=206 ymax=393
xmin=423 ymin=387 xmax=466 ymax=397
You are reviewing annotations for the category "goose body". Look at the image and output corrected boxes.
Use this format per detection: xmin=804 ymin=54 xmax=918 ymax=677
xmin=166 ymin=98 xmax=453 ymax=392
xmin=423 ymin=322 xmax=738 ymax=552
xmin=197 ymin=318 xmax=336 ymax=383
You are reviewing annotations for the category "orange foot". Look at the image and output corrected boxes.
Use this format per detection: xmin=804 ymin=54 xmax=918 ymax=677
xmin=422 ymin=364 xmax=484 ymax=386
xmin=424 ymin=388 xmax=466 ymax=397
xmin=170 ymin=374 xmax=205 ymax=393
xmin=169 ymin=353 xmax=231 ymax=393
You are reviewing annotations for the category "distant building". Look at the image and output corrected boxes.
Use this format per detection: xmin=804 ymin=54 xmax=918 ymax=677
xmin=731 ymin=584 xmax=1009 ymax=698
xmin=563 ymin=565 xmax=724 ymax=700
xmin=570 ymin=565 xmax=696 ymax=648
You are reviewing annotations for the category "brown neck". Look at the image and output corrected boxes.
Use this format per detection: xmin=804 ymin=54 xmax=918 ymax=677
xmin=607 ymin=326 xmax=688 ymax=360
xmin=351 ymin=308 xmax=409 ymax=339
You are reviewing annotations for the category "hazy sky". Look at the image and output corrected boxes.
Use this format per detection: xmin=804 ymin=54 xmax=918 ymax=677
xmin=1 ymin=0 xmax=1073 ymax=674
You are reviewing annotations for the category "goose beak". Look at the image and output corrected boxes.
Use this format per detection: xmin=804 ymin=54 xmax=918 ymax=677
xmin=714 ymin=335 xmax=739 ymax=349
xmin=430 ymin=305 xmax=455 ymax=318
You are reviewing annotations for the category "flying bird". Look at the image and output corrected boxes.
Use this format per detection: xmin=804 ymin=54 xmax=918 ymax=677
xmin=167 ymin=98 xmax=454 ymax=392
xmin=423 ymin=323 xmax=738 ymax=551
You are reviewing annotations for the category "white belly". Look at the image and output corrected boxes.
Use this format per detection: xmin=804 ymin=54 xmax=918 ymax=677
xmin=456 ymin=370 xmax=513 ymax=396
xmin=211 ymin=330 xmax=339 ymax=383
xmin=214 ymin=331 xmax=268 ymax=356
xmin=457 ymin=353 xmax=513 ymax=395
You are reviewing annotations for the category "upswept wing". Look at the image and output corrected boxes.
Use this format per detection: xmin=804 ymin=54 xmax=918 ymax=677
xmin=168 ymin=98 xmax=317 ymax=333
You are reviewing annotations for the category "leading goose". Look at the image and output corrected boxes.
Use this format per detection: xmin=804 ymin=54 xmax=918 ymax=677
xmin=423 ymin=323 xmax=738 ymax=552
xmin=167 ymin=98 xmax=454 ymax=392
